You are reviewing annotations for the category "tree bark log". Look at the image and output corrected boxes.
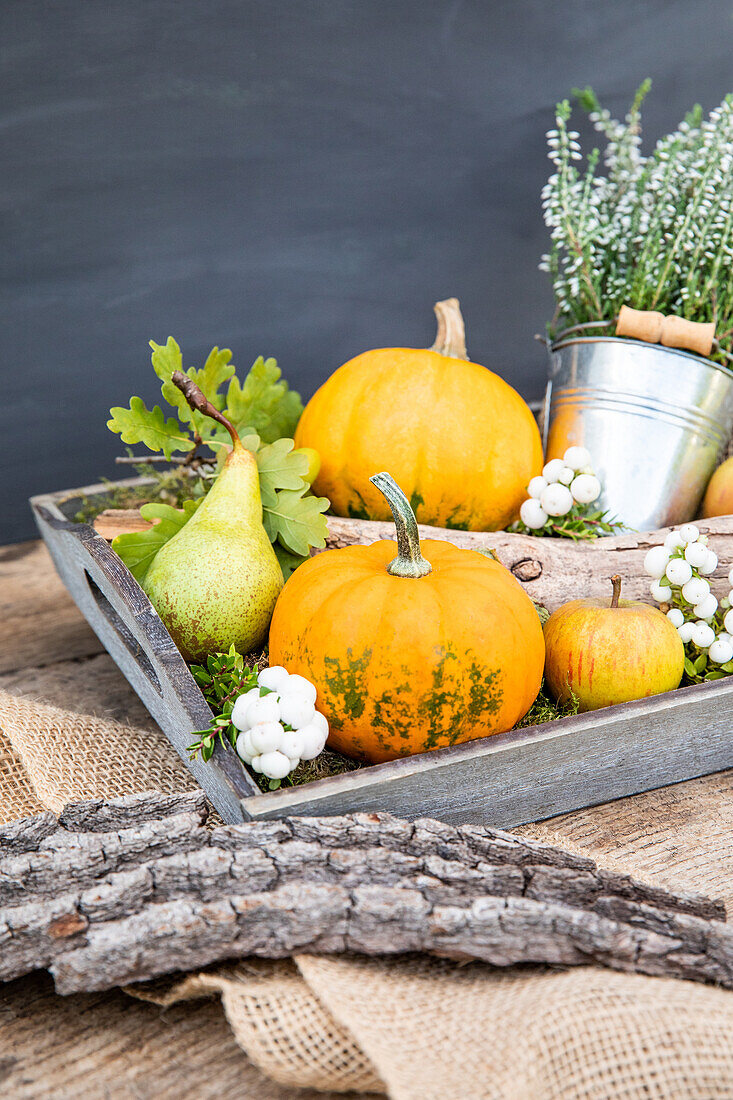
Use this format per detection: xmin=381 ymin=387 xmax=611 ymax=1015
xmin=323 ymin=515 xmax=733 ymax=612
xmin=1 ymin=792 xmax=731 ymax=995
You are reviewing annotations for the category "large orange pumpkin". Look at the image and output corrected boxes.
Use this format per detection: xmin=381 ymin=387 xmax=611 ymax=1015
xmin=294 ymin=299 xmax=543 ymax=531
xmin=268 ymin=472 xmax=545 ymax=763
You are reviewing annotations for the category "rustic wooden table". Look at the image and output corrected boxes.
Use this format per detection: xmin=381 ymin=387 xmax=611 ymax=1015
xmin=1 ymin=538 xmax=732 ymax=1097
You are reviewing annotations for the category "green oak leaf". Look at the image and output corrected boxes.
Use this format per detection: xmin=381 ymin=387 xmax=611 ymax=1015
xmin=263 ymin=488 xmax=330 ymax=557
xmin=194 ymin=346 xmax=235 ymax=411
xmin=274 ymin=544 xmax=309 ymax=580
xmin=111 ymin=499 xmax=203 ymax=585
xmin=107 ymin=397 xmax=195 ymax=460
xmin=256 ymin=438 xmax=309 ymax=508
xmin=225 ymin=356 xmax=303 ymax=443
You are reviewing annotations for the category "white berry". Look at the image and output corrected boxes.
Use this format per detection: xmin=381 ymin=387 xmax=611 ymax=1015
xmin=279 ymin=695 xmax=316 ymax=730
xmin=235 ymin=730 xmax=256 ymax=764
xmin=729 ymin=566 xmax=733 ymax=586
xmin=725 ymin=609 xmax=733 ymax=634
xmin=542 ymin=458 xmax=566 ymax=483
xmin=298 ymin=722 xmax=328 ymax=760
xmin=664 ymin=530 xmax=686 ymax=550
xmin=570 ymin=474 xmax=601 ymax=504
xmin=709 ymin=638 xmax=733 ymax=665
xmin=684 ymin=541 xmax=709 ymax=569
xmin=527 ymin=475 xmax=548 ymax=499
xmin=280 ymin=728 xmax=305 ymax=761
xmin=540 ymin=483 xmax=574 ymax=516
xmin=677 ymin=622 xmax=696 ymax=643
xmin=693 ymin=594 xmax=718 ymax=621
xmin=666 ymin=608 xmax=684 ymax=628
xmin=281 ymin=674 xmax=318 ymax=706
xmin=563 ymin=445 xmax=592 ymax=471
xmin=249 ymin=721 xmax=285 ymax=754
xmin=231 ymin=687 xmax=261 ymax=731
xmin=520 ymin=498 xmax=549 ymax=529
xmin=258 ymin=750 xmax=292 ymax=780
xmin=691 ymin=621 xmax=716 ymax=648
xmin=650 ymin=580 xmax=672 ymax=602
xmin=679 ymin=523 xmax=699 ymax=545
xmin=681 ymin=577 xmax=710 ymax=604
xmin=250 ymin=755 xmax=264 ymax=773
xmin=311 ymin=711 xmax=329 ymax=737
xmin=644 ymin=546 xmax=672 ymax=579
xmin=665 ymin=558 xmax=693 ymax=586
xmin=258 ymin=665 xmax=290 ymax=692
xmin=699 ymin=550 xmax=718 ymax=576
xmin=246 ymin=693 xmax=281 ymax=727
xmin=558 ymin=466 xmax=575 ymax=485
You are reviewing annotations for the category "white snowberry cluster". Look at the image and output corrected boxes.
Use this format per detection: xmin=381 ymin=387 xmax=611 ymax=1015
xmin=519 ymin=446 xmax=602 ymax=530
xmin=231 ymin=666 xmax=329 ymax=780
xmin=644 ymin=524 xmax=733 ymax=665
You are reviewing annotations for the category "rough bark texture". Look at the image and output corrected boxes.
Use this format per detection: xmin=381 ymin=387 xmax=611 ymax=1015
xmin=323 ymin=515 xmax=733 ymax=612
xmin=1 ymin=791 xmax=730 ymax=996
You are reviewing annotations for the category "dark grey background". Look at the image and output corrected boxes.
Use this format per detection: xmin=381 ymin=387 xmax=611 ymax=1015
xmin=3 ymin=0 xmax=732 ymax=541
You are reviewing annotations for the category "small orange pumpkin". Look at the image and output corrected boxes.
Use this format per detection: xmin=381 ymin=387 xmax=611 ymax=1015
xmin=294 ymin=298 xmax=543 ymax=531
xmin=268 ymin=472 xmax=545 ymax=763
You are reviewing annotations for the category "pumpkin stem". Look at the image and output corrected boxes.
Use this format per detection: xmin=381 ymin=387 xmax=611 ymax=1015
xmin=370 ymin=472 xmax=432 ymax=579
xmin=610 ymin=574 xmax=622 ymax=609
xmin=430 ymin=298 xmax=470 ymax=360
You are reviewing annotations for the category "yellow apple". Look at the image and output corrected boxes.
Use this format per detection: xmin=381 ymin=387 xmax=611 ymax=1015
xmin=701 ymin=456 xmax=733 ymax=518
xmin=543 ymin=575 xmax=684 ymax=712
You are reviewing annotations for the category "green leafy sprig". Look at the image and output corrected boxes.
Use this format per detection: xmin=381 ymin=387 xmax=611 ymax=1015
xmin=511 ymin=504 xmax=623 ymax=541
xmin=108 ymin=339 xmax=330 ymax=580
xmin=187 ymin=646 xmax=264 ymax=762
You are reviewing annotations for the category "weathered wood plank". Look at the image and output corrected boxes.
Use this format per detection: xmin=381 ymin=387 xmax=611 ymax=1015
xmin=0 ymin=541 xmax=103 ymax=673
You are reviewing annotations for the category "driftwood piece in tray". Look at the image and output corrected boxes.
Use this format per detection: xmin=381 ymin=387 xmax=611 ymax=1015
xmin=324 ymin=514 xmax=733 ymax=611
xmin=92 ymin=506 xmax=733 ymax=612
xmin=3 ymin=790 xmax=732 ymax=996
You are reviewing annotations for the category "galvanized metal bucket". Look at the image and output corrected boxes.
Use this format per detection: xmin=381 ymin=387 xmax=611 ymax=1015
xmin=543 ymin=336 xmax=733 ymax=531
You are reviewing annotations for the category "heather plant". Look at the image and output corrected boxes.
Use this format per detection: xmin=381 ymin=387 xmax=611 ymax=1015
xmin=541 ymin=82 xmax=733 ymax=364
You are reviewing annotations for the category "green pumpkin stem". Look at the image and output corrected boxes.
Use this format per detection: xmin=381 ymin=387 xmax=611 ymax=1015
xmin=370 ymin=472 xmax=432 ymax=579
xmin=429 ymin=298 xmax=470 ymax=360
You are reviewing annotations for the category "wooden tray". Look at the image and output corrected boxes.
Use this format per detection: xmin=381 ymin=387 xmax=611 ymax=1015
xmin=30 ymin=479 xmax=733 ymax=827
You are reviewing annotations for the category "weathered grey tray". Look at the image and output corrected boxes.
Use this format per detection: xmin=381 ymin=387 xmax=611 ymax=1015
xmin=30 ymin=480 xmax=733 ymax=828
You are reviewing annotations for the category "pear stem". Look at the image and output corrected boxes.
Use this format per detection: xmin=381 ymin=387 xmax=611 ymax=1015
xmin=429 ymin=298 xmax=470 ymax=360
xmin=610 ymin=574 xmax=622 ymax=608
xmin=370 ymin=472 xmax=432 ymax=579
xmin=171 ymin=370 xmax=241 ymax=448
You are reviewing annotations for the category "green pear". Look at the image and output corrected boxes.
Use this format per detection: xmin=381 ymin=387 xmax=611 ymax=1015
xmin=143 ymin=372 xmax=283 ymax=660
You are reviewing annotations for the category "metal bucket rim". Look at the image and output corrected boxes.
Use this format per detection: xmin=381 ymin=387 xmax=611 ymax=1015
xmin=550 ymin=334 xmax=733 ymax=381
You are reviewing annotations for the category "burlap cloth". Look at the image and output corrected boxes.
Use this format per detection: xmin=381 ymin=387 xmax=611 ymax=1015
xmin=2 ymin=685 xmax=733 ymax=1099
